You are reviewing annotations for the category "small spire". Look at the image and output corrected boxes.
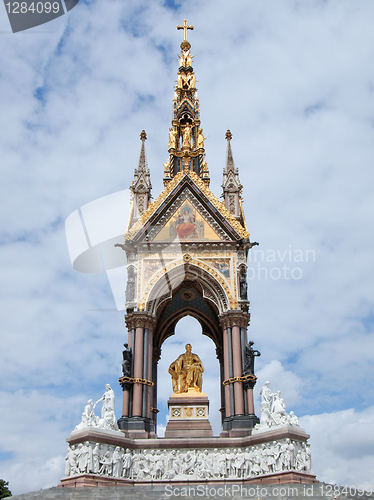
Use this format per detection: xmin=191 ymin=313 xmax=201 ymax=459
xmin=222 ymin=130 xmax=243 ymax=218
xmin=137 ymin=130 xmax=148 ymax=173
xmin=225 ymin=130 xmax=235 ymax=173
xmin=129 ymin=131 xmax=152 ymax=225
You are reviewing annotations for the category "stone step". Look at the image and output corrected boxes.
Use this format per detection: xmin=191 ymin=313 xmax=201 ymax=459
xmin=11 ymin=483 xmax=374 ymax=500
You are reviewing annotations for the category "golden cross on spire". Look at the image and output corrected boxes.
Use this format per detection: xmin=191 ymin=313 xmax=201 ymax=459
xmin=177 ymin=19 xmax=194 ymax=42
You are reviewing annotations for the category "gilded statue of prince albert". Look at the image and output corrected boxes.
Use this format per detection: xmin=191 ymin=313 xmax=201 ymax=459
xmin=168 ymin=344 xmax=204 ymax=394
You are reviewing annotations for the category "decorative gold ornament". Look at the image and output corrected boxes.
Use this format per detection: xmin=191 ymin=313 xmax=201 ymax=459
xmin=177 ymin=19 xmax=194 ymax=43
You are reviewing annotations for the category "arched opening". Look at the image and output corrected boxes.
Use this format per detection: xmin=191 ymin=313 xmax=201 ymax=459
xmin=157 ymin=315 xmax=221 ymax=436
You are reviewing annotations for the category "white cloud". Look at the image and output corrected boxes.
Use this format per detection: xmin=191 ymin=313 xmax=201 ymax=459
xmin=301 ymin=407 xmax=374 ymax=488
xmin=255 ymin=360 xmax=304 ymax=408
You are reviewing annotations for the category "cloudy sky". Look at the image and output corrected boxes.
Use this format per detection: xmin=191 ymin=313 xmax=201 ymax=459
xmin=1 ymin=0 xmax=374 ymax=495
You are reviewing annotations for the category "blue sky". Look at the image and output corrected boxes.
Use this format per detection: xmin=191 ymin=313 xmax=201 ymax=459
xmin=1 ymin=0 xmax=374 ymax=494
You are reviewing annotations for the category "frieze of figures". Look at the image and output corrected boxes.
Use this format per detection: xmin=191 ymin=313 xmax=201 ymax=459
xmin=65 ymin=438 xmax=311 ymax=480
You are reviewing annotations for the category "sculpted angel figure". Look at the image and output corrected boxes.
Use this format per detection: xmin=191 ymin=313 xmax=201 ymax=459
xmin=168 ymin=343 xmax=204 ymax=393
xmin=182 ymin=124 xmax=192 ymax=149
xmin=179 ymin=48 xmax=192 ymax=67
xmin=188 ymin=73 xmax=196 ymax=88
xmin=197 ymin=128 xmax=208 ymax=149
xmin=168 ymin=127 xmax=178 ymax=149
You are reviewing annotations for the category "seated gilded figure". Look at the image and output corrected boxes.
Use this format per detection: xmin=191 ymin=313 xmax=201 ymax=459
xmin=168 ymin=343 xmax=204 ymax=394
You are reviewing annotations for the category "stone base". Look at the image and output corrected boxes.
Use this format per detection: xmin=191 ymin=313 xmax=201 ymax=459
xmin=62 ymin=426 xmax=315 ymax=487
xmin=60 ymin=474 xmax=133 ymax=487
xmin=164 ymin=418 xmax=213 ymax=438
xmin=117 ymin=416 xmax=156 ymax=439
xmin=165 ymin=392 xmax=213 ymax=438
xmin=221 ymin=414 xmax=260 ymax=437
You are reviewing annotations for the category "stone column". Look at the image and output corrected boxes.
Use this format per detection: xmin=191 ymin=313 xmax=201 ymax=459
xmin=142 ymin=328 xmax=149 ymax=418
xmin=227 ymin=327 xmax=235 ymax=415
xmin=247 ymin=383 xmax=255 ymax=414
xmin=220 ymin=311 xmax=256 ymax=436
xmin=152 ymin=346 xmax=161 ymax=432
xmin=118 ymin=312 xmax=156 ymax=437
xmin=231 ymin=324 xmax=244 ymax=415
xmin=222 ymin=327 xmax=231 ymax=418
xmin=240 ymin=326 xmax=248 ymax=415
xmin=120 ymin=322 xmax=134 ymax=418
xmin=132 ymin=322 xmax=144 ymax=417
xmin=146 ymin=327 xmax=154 ymax=420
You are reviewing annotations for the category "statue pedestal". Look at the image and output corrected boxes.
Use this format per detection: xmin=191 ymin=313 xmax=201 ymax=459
xmin=164 ymin=389 xmax=213 ymax=438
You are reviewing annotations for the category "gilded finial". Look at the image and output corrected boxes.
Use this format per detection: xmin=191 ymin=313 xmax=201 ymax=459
xmin=177 ymin=19 xmax=194 ymax=51
xmin=177 ymin=19 xmax=194 ymax=42
xmin=225 ymin=130 xmax=232 ymax=141
xmin=140 ymin=130 xmax=147 ymax=141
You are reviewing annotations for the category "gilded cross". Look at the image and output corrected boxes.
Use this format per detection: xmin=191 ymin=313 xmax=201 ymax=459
xmin=177 ymin=19 xmax=194 ymax=42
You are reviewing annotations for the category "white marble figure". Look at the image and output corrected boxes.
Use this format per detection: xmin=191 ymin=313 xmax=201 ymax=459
xmin=74 ymin=399 xmax=97 ymax=430
xmin=270 ymin=391 xmax=288 ymax=425
xmin=122 ymin=448 xmax=133 ymax=478
xmin=112 ymin=447 xmax=123 ymax=478
xmin=288 ymin=410 xmax=299 ymax=426
xmin=260 ymin=381 xmax=272 ymax=406
xmin=65 ymin=445 xmax=77 ymax=476
xmin=74 ymin=384 xmax=120 ymax=433
xmin=256 ymin=381 xmax=300 ymax=430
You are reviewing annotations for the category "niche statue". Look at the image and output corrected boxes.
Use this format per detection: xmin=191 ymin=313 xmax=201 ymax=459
xmin=168 ymin=343 xmax=204 ymax=394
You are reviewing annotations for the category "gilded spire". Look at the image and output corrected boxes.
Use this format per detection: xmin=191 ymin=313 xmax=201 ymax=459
xmin=163 ymin=21 xmax=210 ymax=186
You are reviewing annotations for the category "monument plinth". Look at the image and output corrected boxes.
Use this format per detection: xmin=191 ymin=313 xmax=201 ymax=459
xmin=165 ymin=390 xmax=213 ymax=438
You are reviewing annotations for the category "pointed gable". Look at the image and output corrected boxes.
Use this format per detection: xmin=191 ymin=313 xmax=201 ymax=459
xmin=125 ymin=170 xmax=249 ymax=243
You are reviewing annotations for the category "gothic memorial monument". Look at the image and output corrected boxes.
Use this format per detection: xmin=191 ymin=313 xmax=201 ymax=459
xmin=60 ymin=20 xmax=316 ymax=488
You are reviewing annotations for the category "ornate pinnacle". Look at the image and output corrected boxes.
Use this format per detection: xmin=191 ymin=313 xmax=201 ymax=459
xmin=140 ymin=130 xmax=147 ymax=141
xmin=225 ymin=129 xmax=232 ymax=141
